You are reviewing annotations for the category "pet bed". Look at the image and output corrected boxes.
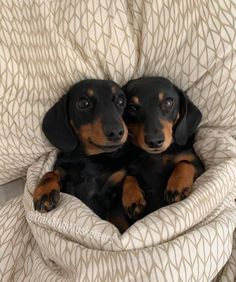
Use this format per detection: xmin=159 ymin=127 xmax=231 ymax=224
xmin=0 ymin=0 xmax=236 ymax=281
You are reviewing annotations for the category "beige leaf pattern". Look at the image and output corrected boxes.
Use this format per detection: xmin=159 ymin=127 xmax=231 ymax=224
xmin=0 ymin=0 xmax=236 ymax=281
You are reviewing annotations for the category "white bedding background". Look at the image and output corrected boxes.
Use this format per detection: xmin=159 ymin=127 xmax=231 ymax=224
xmin=0 ymin=0 xmax=236 ymax=281
xmin=0 ymin=179 xmax=24 ymax=206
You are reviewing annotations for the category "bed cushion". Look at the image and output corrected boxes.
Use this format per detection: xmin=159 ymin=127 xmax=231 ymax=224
xmin=0 ymin=0 xmax=236 ymax=281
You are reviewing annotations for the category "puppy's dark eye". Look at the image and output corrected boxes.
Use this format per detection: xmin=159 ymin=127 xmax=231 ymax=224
xmin=116 ymin=95 xmax=126 ymax=107
xmin=77 ymin=98 xmax=91 ymax=109
xmin=161 ymin=97 xmax=174 ymax=111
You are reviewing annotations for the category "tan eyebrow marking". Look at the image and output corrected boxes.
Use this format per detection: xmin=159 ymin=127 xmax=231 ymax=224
xmin=87 ymin=89 xmax=94 ymax=96
xmin=132 ymin=96 xmax=140 ymax=105
xmin=111 ymin=85 xmax=117 ymax=94
xmin=159 ymin=92 xmax=165 ymax=101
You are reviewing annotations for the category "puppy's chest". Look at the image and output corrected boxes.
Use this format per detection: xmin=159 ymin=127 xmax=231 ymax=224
xmin=56 ymin=153 xmax=124 ymax=196
xmin=129 ymin=154 xmax=172 ymax=180
xmin=128 ymin=153 xmax=174 ymax=212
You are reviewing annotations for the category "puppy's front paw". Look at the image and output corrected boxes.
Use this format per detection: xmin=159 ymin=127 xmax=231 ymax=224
xmin=165 ymin=162 xmax=194 ymax=204
xmin=122 ymin=176 xmax=146 ymax=220
xmin=164 ymin=186 xmax=191 ymax=204
xmin=33 ymin=171 xmax=61 ymax=212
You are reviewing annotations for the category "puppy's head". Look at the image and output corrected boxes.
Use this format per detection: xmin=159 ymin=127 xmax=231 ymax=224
xmin=123 ymin=77 xmax=202 ymax=153
xmin=43 ymin=80 xmax=128 ymax=154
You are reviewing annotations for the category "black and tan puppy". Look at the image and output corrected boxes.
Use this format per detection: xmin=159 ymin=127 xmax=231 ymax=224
xmin=33 ymin=77 xmax=203 ymax=233
xmin=122 ymin=77 xmax=204 ymax=218
xmin=33 ymin=79 xmax=130 ymax=222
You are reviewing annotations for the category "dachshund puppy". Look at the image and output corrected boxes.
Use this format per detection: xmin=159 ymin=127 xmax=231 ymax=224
xmin=33 ymin=77 xmax=204 ymax=234
xmin=33 ymin=80 xmax=130 ymax=224
xmin=121 ymin=77 xmax=204 ymax=219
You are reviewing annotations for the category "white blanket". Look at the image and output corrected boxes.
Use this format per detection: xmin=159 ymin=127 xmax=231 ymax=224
xmin=0 ymin=0 xmax=236 ymax=281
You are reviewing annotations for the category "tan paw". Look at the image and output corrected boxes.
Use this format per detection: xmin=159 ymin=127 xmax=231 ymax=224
xmin=122 ymin=176 xmax=146 ymax=220
xmin=33 ymin=171 xmax=60 ymax=212
xmin=165 ymin=162 xmax=194 ymax=204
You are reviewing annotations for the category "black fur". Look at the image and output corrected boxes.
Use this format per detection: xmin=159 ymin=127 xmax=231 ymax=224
xmin=41 ymin=79 xmax=129 ymax=220
xmin=35 ymin=77 xmax=204 ymax=234
xmin=122 ymin=77 xmax=204 ymax=218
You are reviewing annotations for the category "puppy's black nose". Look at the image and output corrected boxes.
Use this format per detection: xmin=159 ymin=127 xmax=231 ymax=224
xmin=145 ymin=135 xmax=164 ymax=148
xmin=105 ymin=128 xmax=124 ymax=142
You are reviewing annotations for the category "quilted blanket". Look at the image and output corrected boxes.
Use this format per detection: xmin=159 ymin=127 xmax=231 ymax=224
xmin=0 ymin=0 xmax=236 ymax=281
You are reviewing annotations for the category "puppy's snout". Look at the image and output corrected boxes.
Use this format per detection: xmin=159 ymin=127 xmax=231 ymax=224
xmin=145 ymin=133 xmax=164 ymax=149
xmin=105 ymin=125 xmax=125 ymax=142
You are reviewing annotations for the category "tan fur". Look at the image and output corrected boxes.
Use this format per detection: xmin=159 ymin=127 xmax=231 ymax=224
xmin=108 ymin=170 xmax=126 ymax=185
xmin=33 ymin=171 xmax=61 ymax=205
xmin=132 ymin=96 xmax=140 ymax=105
xmin=159 ymin=92 xmax=165 ymax=101
xmin=128 ymin=119 xmax=174 ymax=153
xmin=71 ymin=119 xmax=128 ymax=155
xmin=111 ymin=85 xmax=117 ymax=94
xmin=87 ymin=89 xmax=94 ymax=96
xmin=164 ymin=152 xmax=195 ymax=165
xmin=166 ymin=162 xmax=196 ymax=201
xmin=122 ymin=176 xmax=146 ymax=216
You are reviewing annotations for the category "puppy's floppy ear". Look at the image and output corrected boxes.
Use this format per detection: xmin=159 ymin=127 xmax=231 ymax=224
xmin=42 ymin=94 xmax=78 ymax=152
xmin=174 ymin=87 xmax=202 ymax=145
